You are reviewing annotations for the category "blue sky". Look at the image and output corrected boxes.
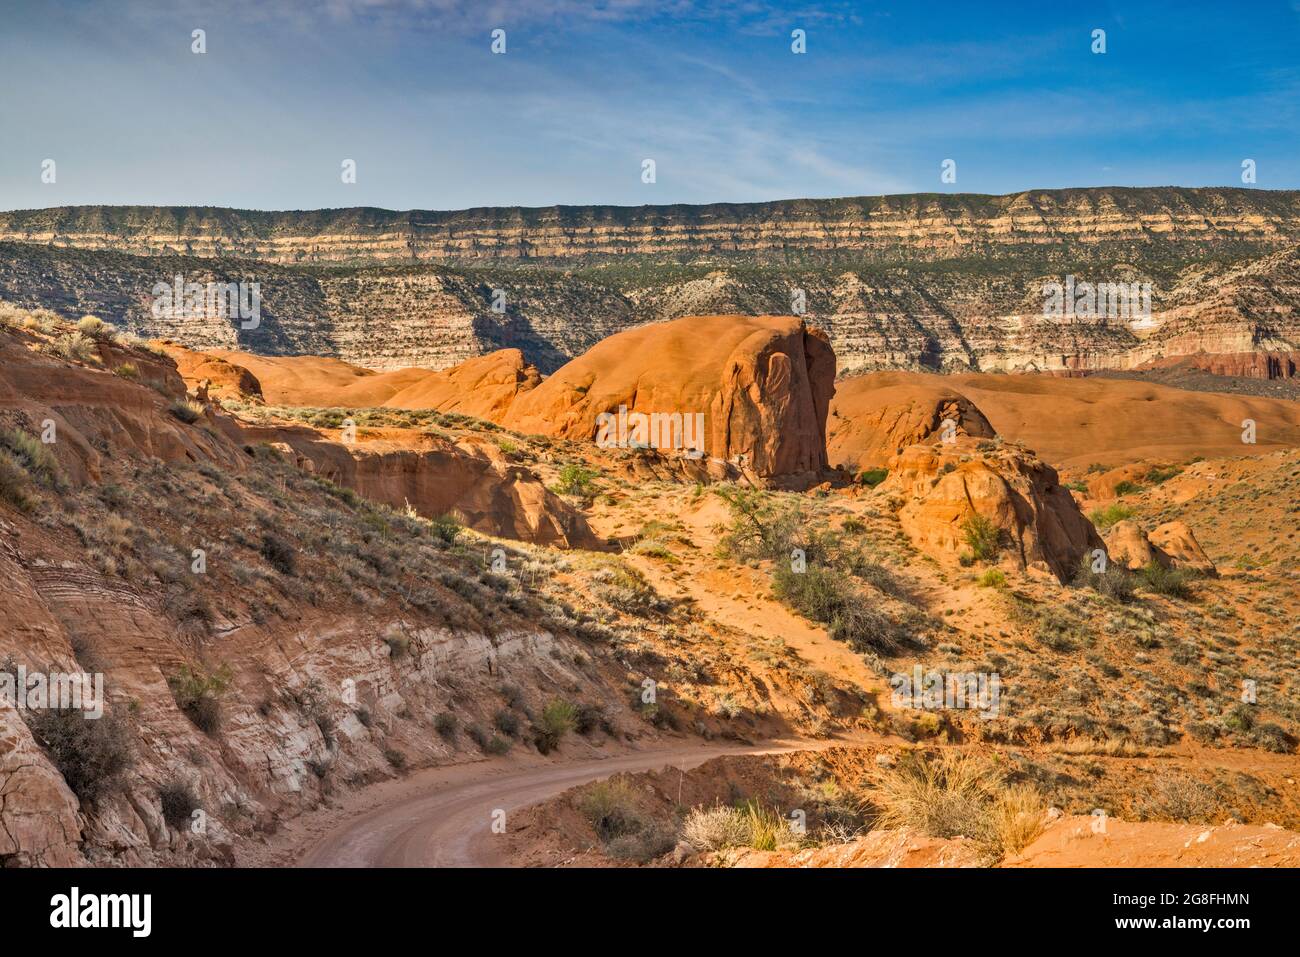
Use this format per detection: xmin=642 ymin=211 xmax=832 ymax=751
xmin=1 ymin=0 xmax=1298 ymax=211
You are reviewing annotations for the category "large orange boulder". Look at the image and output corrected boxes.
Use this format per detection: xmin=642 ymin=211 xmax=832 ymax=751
xmin=883 ymin=437 xmax=1103 ymax=582
xmin=1149 ymin=521 xmax=1217 ymax=575
xmin=502 ymin=315 xmax=836 ymax=487
xmin=828 ymin=371 xmax=995 ymax=471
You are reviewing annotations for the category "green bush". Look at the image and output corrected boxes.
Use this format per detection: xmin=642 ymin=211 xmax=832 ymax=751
xmin=553 ymin=463 xmax=599 ymax=498
xmin=428 ymin=512 xmax=461 ymax=545
xmin=1089 ymin=503 xmax=1135 ymax=530
xmin=1136 ymin=561 xmax=1193 ymax=598
xmin=977 ymin=568 xmax=1007 ymax=588
xmin=0 ymin=450 xmax=32 ymax=510
xmin=857 ymin=467 xmax=888 ymax=488
xmin=961 ymin=514 xmax=1001 ymax=562
xmin=168 ymin=663 xmax=233 ymax=735
xmin=536 ymin=698 xmax=578 ymax=753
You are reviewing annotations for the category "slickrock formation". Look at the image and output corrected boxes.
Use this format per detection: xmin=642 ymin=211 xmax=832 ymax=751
xmin=197 ymin=347 xmax=543 ymax=421
xmin=501 ymin=315 xmax=836 ymax=488
xmin=882 ymin=437 xmax=1104 ymax=582
xmin=157 ymin=342 xmax=264 ymax=402
xmin=827 ymin=371 xmax=995 ymax=471
xmin=1101 ymin=519 xmax=1217 ymax=577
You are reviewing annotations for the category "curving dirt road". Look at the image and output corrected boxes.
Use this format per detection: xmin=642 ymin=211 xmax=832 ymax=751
xmin=297 ymin=740 xmax=813 ymax=867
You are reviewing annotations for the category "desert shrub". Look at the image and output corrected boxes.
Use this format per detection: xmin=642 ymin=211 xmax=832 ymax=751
xmin=960 ymin=514 xmax=1001 ymax=562
xmin=1252 ymin=722 xmax=1295 ymax=754
xmin=1113 ymin=480 xmax=1143 ymax=496
xmin=383 ymin=748 xmax=407 ymax=770
xmin=0 ymin=428 xmax=60 ymax=488
xmin=869 ymin=751 xmax=1046 ymax=862
xmin=715 ymin=485 xmax=812 ymax=563
xmin=434 ymin=712 xmax=459 ymax=738
xmin=1136 ymin=775 xmax=1219 ymax=822
xmin=977 ymin=568 xmax=1007 ymax=588
xmin=580 ymin=779 xmax=646 ymax=842
xmin=858 ymin=467 xmax=888 ymax=488
xmin=484 ymin=734 xmax=511 ymax=755
xmin=25 ymin=708 xmax=133 ymax=804
xmin=382 ymin=628 xmax=410 ymax=659
xmin=1089 ymin=503 xmax=1135 ymax=531
xmin=113 ymin=362 xmax=139 ymax=381
xmin=742 ymin=799 xmax=789 ymax=851
xmin=427 ymin=512 xmax=461 ymax=544
xmin=681 ymin=804 xmax=750 ymax=851
xmin=1223 ymin=703 xmax=1254 ymax=734
xmin=1073 ymin=558 xmax=1136 ymax=602
xmin=772 ymin=563 xmax=900 ymax=653
xmin=0 ymin=450 xmax=32 ymax=510
xmin=493 ymin=709 xmax=520 ymax=737
xmin=574 ymin=703 xmax=606 ymax=735
xmin=52 ymin=331 xmax=96 ymax=362
xmin=168 ymin=400 xmax=204 ymax=424
xmin=168 ymin=663 xmax=233 ymax=735
xmin=536 ymin=698 xmax=577 ymax=752
xmin=158 ymin=780 xmax=200 ymax=830
xmin=553 ymin=463 xmax=599 ymax=498
xmin=76 ymin=315 xmax=110 ymax=338
xmin=1136 ymin=561 xmax=1193 ymax=599
xmin=260 ymin=533 xmax=297 ymax=575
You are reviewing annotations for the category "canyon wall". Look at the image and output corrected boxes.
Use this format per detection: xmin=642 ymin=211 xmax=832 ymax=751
xmin=1 ymin=187 xmax=1297 ymax=377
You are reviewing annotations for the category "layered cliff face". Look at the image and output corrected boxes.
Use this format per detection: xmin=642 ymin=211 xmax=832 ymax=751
xmin=1 ymin=187 xmax=1298 ymax=378
xmin=4 ymin=188 xmax=1300 ymax=264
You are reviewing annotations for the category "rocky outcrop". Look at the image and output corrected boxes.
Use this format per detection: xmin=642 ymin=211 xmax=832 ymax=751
xmin=157 ymin=342 xmax=264 ymax=402
xmin=1102 ymin=519 xmax=1217 ymax=576
xmin=828 ymin=372 xmax=995 ymax=471
xmin=1149 ymin=521 xmax=1217 ymax=575
xmin=243 ymin=424 xmax=600 ymax=549
xmin=501 ymin=315 xmax=836 ymax=488
xmin=1102 ymin=520 xmax=1164 ymax=570
xmin=883 ymin=437 xmax=1104 ymax=582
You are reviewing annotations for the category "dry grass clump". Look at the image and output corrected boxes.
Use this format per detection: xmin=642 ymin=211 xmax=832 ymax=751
xmin=681 ymin=804 xmax=751 ymax=851
xmin=869 ymin=750 xmax=1047 ymax=862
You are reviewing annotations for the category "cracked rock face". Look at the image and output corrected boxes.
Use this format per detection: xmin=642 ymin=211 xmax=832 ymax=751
xmin=500 ymin=315 xmax=836 ymax=488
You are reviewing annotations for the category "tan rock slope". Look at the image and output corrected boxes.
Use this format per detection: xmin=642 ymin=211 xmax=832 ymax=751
xmin=830 ymin=369 xmax=1300 ymax=470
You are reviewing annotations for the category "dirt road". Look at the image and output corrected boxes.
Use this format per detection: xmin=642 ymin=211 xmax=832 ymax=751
xmin=296 ymin=740 xmax=813 ymax=867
